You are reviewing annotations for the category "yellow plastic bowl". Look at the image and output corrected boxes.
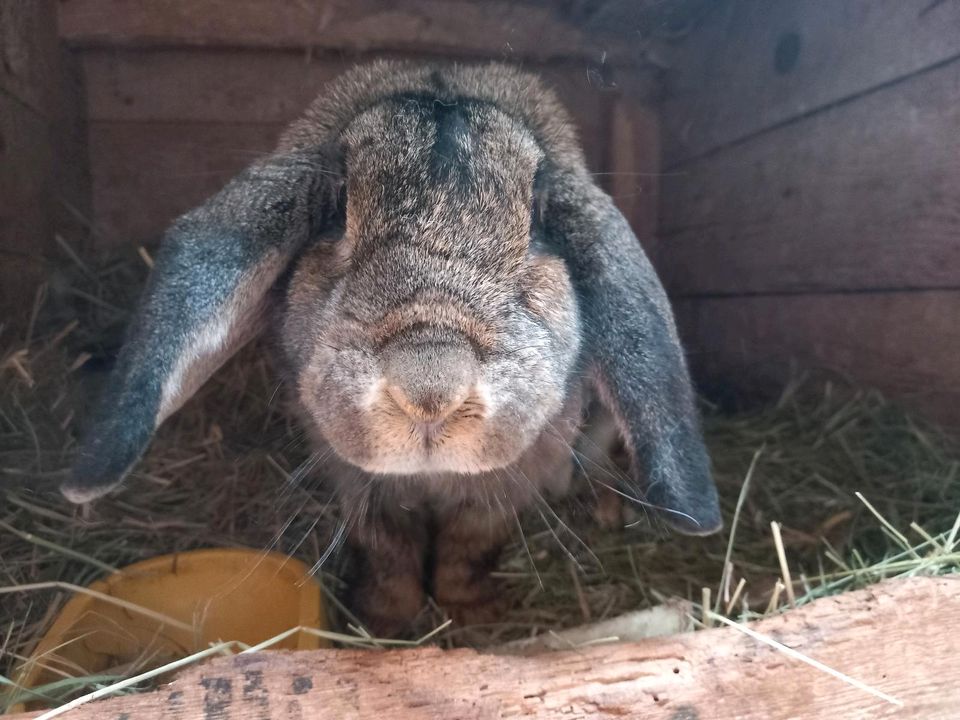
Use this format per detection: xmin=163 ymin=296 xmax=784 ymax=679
xmin=9 ymin=548 xmax=326 ymax=712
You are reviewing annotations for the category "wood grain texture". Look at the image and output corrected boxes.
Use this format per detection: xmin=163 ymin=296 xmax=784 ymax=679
xmin=674 ymin=291 xmax=960 ymax=427
xmin=0 ymin=1 xmax=59 ymax=323
xmin=78 ymin=49 xmax=613 ymax=162
xmin=0 ymin=0 xmax=59 ymax=116
xmin=607 ymin=98 xmax=660 ymax=256
xmin=0 ymin=98 xmax=53 ymax=320
xmin=536 ymin=65 xmax=612 ymax=183
xmin=80 ymin=49 xmax=350 ymax=124
xmin=79 ymin=49 xmax=628 ymax=130
xmin=50 ymin=47 xmax=93 ymax=253
xmin=12 ymin=577 xmax=960 ymax=719
xmin=660 ymin=0 xmax=960 ymax=164
xmin=80 ymin=56 xmax=617 ymax=246
xmin=658 ymin=56 xmax=960 ymax=296
xmin=57 ymin=0 xmax=633 ymax=63
xmin=87 ymin=121 xmax=282 ymax=245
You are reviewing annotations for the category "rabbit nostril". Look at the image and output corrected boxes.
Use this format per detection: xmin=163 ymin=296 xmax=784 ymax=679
xmin=380 ymin=339 xmax=481 ymax=427
xmin=386 ymin=384 xmax=464 ymax=423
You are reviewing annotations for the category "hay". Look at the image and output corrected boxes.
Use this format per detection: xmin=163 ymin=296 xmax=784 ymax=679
xmin=2 ymin=247 xmax=959 ymax=712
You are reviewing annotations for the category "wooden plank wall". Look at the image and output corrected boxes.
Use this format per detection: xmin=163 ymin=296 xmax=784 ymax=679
xmin=658 ymin=0 xmax=960 ymax=426
xmin=0 ymin=1 xmax=89 ymax=329
xmin=1 ymin=1 xmax=59 ymax=328
xmin=57 ymin=0 xmax=662 ymax=253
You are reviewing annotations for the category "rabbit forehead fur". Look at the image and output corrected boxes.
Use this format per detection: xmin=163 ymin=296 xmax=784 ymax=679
xmin=279 ymin=60 xmax=584 ymax=168
xmin=281 ymin=62 xmax=583 ymax=485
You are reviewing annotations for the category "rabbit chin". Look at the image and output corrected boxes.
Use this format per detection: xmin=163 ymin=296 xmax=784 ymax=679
xmin=324 ymin=421 xmax=535 ymax=477
xmin=353 ymin=452 xmax=521 ymax=477
xmin=305 ymin=369 xmax=555 ymax=477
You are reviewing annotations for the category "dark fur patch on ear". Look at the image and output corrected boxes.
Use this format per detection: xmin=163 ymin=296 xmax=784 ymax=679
xmin=66 ymin=386 xmax=157 ymax=503
xmin=544 ymin=170 xmax=722 ymax=535
xmin=62 ymin=150 xmax=330 ymax=503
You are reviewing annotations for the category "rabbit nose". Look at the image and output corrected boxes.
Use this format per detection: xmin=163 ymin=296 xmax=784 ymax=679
xmin=387 ymin=385 xmax=464 ymax=423
xmin=382 ymin=342 xmax=478 ymax=423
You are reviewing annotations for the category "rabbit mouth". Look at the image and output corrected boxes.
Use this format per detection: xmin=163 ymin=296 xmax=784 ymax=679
xmin=392 ymin=395 xmax=489 ymax=457
xmin=413 ymin=402 xmax=484 ymax=452
xmin=417 ymin=419 xmax=446 ymax=446
xmin=343 ymin=391 xmax=519 ymax=476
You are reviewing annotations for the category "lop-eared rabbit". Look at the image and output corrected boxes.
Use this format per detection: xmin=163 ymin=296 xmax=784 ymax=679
xmin=63 ymin=61 xmax=721 ymax=633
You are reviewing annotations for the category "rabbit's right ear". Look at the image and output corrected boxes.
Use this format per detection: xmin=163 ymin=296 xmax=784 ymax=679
xmin=62 ymin=150 xmax=338 ymax=503
xmin=544 ymin=168 xmax=721 ymax=536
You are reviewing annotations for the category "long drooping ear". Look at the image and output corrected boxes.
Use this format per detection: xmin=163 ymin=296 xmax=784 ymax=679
xmin=62 ymin=151 xmax=333 ymax=503
xmin=546 ymin=169 xmax=721 ymax=535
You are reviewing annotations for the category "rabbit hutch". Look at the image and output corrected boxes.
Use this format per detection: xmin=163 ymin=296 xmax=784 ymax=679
xmin=2 ymin=0 xmax=959 ymax=718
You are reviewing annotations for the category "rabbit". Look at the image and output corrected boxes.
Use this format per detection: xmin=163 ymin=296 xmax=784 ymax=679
xmin=61 ymin=60 xmax=722 ymax=634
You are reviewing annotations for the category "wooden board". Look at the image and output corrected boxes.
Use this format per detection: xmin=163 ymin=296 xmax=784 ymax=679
xmin=660 ymin=0 xmax=960 ymax=164
xmin=78 ymin=50 xmax=613 ymax=166
xmin=80 ymin=49 xmax=350 ymax=125
xmin=537 ymin=65 xmax=612 ymax=182
xmin=57 ymin=0 xmax=634 ymax=64
xmin=674 ymin=290 xmax=960 ymax=427
xmin=657 ymin=56 xmax=960 ymax=297
xmin=87 ymin=121 xmax=282 ymax=245
xmin=607 ymin=97 xmax=660 ymax=254
xmin=0 ymin=96 xmax=51 ymax=224
xmin=79 ymin=49 xmax=626 ymax=134
xmin=50 ymin=47 xmax=93 ymax=254
xmin=12 ymin=576 xmax=960 ymax=718
xmin=0 ymin=1 xmax=59 ymax=325
xmin=0 ymin=0 xmax=59 ymax=116
xmin=80 ymin=55 xmax=618 ymax=246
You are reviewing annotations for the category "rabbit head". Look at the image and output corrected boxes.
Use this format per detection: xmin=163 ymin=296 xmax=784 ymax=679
xmin=62 ymin=61 xmax=721 ymax=535
xmin=282 ymin=92 xmax=579 ymax=476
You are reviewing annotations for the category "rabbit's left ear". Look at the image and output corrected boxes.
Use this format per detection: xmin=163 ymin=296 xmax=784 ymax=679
xmin=546 ymin=170 xmax=721 ymax=535
xmin=62 ymin=151 xmax=334 ymax=503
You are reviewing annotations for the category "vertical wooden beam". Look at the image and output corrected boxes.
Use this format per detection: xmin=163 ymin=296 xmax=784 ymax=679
xmin=607 ymin=95 xmax=660 ymax=261
xmin=0 ymin=1 xmax=59 ymax=328
xmin=0 ymin=2 xmax=89 ymax=329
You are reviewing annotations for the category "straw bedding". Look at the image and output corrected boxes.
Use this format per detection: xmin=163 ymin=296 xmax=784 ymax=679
xmin=2 ymin=246 xmax=958 ymax=711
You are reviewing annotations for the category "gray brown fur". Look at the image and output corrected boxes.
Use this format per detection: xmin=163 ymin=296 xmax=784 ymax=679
xmin=62 ymin=60 xmax=720 ymax=633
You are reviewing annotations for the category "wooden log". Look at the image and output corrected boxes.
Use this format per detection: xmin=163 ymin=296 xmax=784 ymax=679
xmin=12 ymin=576 xmax=960 ymax=718
xmin=658 ymin=56 xmax=960 ymax=297
xmin=674 ymin=290 xmax=960 ymax=428
xmin=660 ymin=0 xmax=960 ymax=164
xmin=57 ymin=0 xmax=636 ymax=64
